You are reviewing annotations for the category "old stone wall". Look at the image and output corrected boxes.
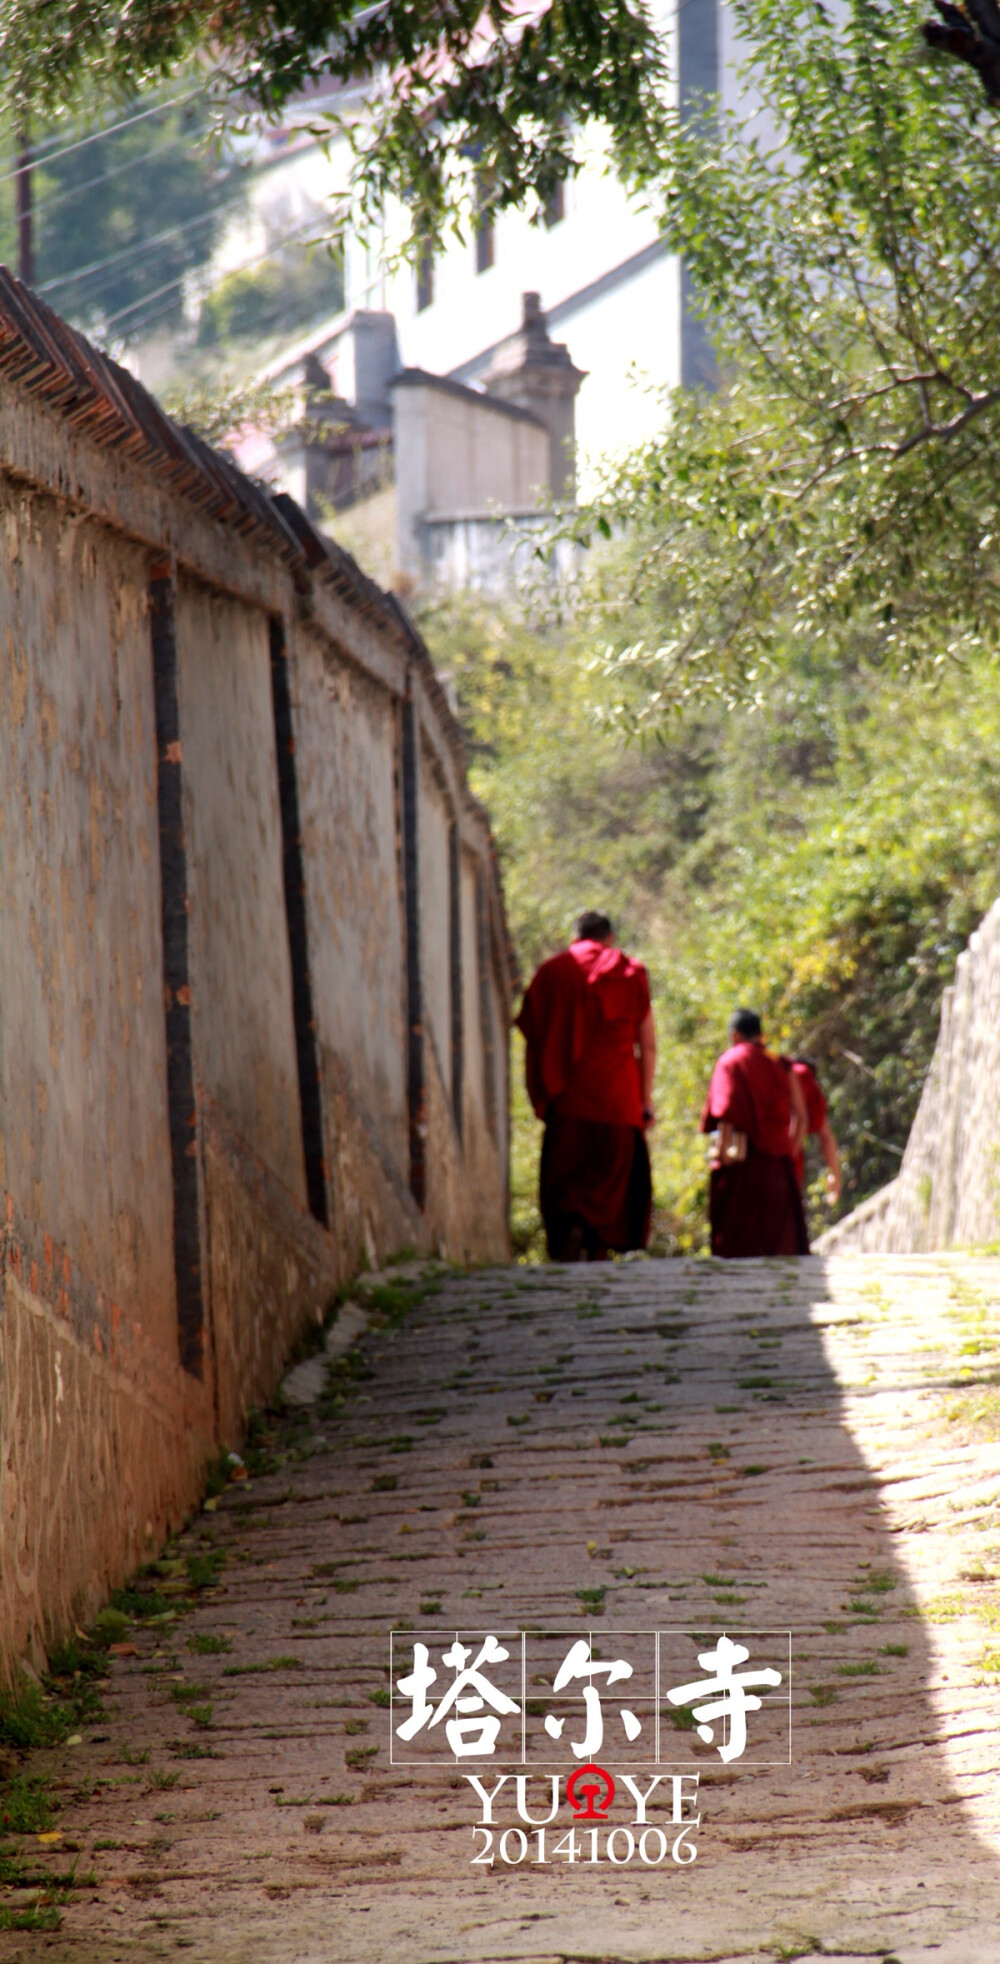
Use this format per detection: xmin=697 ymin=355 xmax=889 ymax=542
xmin=820 ymin=898 xmax=1000 ymax=1254
xmin=0 ymin=280 xmax=514 ymax=1680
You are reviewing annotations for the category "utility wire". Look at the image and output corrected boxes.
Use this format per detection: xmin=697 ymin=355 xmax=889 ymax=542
xmin=22 ymin=126 xmax=214 ymax=224
xmin=102 ymin=220 xmax=341 ymax=345
xmin=0 ymin=79 xmax=196 ymax=169
xmin=45 ymin=183 xmax=342 ymax=316
xmin=0 ymin=85 xmax=205 ymax=190
xmin=37 ymin=186 xmax=253 ymax=296
xmin=97 ymin=214 xmax=329 ymax=336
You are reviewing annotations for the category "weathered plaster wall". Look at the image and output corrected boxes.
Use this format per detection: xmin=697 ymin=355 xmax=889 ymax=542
xmin=1 ymin=1272 xmax=213 ymax=1673
xmin=419 ymin=830 xmax=509 ymax=1263
xmin=177 ymin=578 xmax=307 ymax=1202
xmin=288 ymin=626 xmax=418 ymax=1275
xmin=201 ymin=1101 xmax=336 ymax=1446
xmin=0 ymin=492 xmax=176 ymax=1353
xmin=0 ymin=299 xmax=514 ymax=1680
xmin=292 ymin=633 xmax=408 ymax=1170
xmin=483 ymin=904 xmax=511 ymax=1200
xmin=820 ymin=898 xmax=1000 ymax=1255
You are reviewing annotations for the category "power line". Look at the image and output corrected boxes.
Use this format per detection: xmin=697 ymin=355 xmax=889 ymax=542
xmin=37 ymin=186 xmax=251 ymax=296
xmin=0 ymin=84 xmax=205 ymax=191
xmin=24 ymin=126 xmax=209 ymax=224
xmin=46 ymin=184 xmax=343 ymax=319
xmin=98 ymin=214 xmax=329 ymax=337
xmin=104 ymin=225 xmax=342 ymax=347
xmin=0 ymin=90 xmax=188 ymax=172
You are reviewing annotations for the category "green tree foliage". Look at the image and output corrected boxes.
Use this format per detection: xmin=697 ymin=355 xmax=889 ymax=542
xmin=0 ymin=93 xmax=243 ymax=339
xmin=196 ymin=247 xmax=343 ymax=348
xmin=0 ymin=2 xmax=669 ymax=244
xmin=423 ymin=591 xmax=1000 ymax=1251
xmin=576 ymin=0 xmax=1000 ymax=717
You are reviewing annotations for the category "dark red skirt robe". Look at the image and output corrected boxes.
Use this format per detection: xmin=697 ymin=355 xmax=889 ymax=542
xmin=540 ymin=1114 xmax=651 ymax=1260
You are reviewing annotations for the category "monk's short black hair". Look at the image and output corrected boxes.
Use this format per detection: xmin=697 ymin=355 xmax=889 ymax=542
xmin=731 ymin=1008 xmax=762 ymax=1040
xmin=577 ymin=910 xmax=613 ymax=942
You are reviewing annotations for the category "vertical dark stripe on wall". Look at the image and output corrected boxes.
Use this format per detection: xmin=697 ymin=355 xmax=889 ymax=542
xmin=149 ymin=561 xmax=205 ymax=1379
xmin=475 ymin=871 xmax=499 ymax=1145
xmin=401 ymin=695 xmax=427 ymax=1207
xmin=268 ymin=617 xmax=329 ymax=1228
xmin=448 ymin=821 xmax=464 ymax=1140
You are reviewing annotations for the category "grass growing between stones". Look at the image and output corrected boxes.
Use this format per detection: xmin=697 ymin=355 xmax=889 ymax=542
xmin=0 ymin=1680 xmax=71 ymax=1756
xmin=668 ymin=1705 xmax=700 ymax=1730
xmin=923 ymin=1595 xmax=969 ymax=1623
xmin=575 ymin=1587 xmax=607 ymax=1615
xmin=345 ymin=1745 xmax=378 ymax=1770
xmin=0 ymin=1775 xmax=56 ymax=1835
xmin=0 ymin=1748 xmax=99 ymax=1932
xmin=946 ymin=1389 xmax=1000 ymax=1436
xmin=222 ymin=1657 xmax=302 ymax=1676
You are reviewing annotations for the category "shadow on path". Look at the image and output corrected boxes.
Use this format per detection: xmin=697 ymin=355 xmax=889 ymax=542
xmin=4 ymin=1254 xmax=1000 ymax=1963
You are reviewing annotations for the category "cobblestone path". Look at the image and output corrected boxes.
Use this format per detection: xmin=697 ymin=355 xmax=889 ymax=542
xmin=9 ymin=1254 xmax=1000 ymax=1964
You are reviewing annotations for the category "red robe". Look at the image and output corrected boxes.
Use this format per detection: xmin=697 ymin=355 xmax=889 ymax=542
xmin=516 ymin=940 xmax=651 ymax=1257
xmin=701 ymin=1040 xmax=809 ymax=1258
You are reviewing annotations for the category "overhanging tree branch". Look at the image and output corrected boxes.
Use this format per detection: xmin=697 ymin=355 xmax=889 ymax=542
xmin=922 ymin=0 xmax=1000 ymax=104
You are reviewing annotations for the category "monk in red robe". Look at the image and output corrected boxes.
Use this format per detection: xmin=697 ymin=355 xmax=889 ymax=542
xmin=701 ymin=1010 xmax=810 ymax=1257
xmin=516 ymin=910 xmax=655 ymax=1261
xmin=789 ymin=1056 xmax=842 ymax=1205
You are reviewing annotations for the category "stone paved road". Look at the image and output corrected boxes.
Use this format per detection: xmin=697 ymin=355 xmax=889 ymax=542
xmin=8 ymin=1254 xmax=1000 ymax=1964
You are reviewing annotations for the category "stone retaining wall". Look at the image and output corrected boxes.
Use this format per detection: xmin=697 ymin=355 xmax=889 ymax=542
xmin=819 ymin=899 xmax=1000 ymax=1254
xmin=0 ymin=276 xmax=513 ymax=1678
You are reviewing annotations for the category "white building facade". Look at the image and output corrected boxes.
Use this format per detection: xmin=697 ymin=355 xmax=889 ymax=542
xmin=337 ymin=0 xmax=736 ymax=479
xmin=233 ymin=0 xmax=749 ymax=584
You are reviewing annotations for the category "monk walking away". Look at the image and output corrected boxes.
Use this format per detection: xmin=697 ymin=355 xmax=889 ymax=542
xmin=702 ymin=1009 xmax=810 ymax=1258
xmin=516 ymin=910 xmax=655 ymax=1261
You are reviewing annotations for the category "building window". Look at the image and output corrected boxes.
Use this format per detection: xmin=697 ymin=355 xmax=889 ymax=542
xmin=416 ymin=241 xmax=434 ymax=312
xmin=543 ymin=179 xmax=565 ymax=228
xmin=475 ymin=216 xmax=495 ymax=274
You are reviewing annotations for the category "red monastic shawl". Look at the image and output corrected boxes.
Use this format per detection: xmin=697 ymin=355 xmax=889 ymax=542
xmin=701 ymin=1040 xmax=794 ymax=1159
xmin=515 ymin=940 xmax=650 ymax=1127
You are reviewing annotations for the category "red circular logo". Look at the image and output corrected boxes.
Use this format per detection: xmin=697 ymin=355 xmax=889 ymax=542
xmin=566 ymin=1762 xmax=615 ymax=1821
